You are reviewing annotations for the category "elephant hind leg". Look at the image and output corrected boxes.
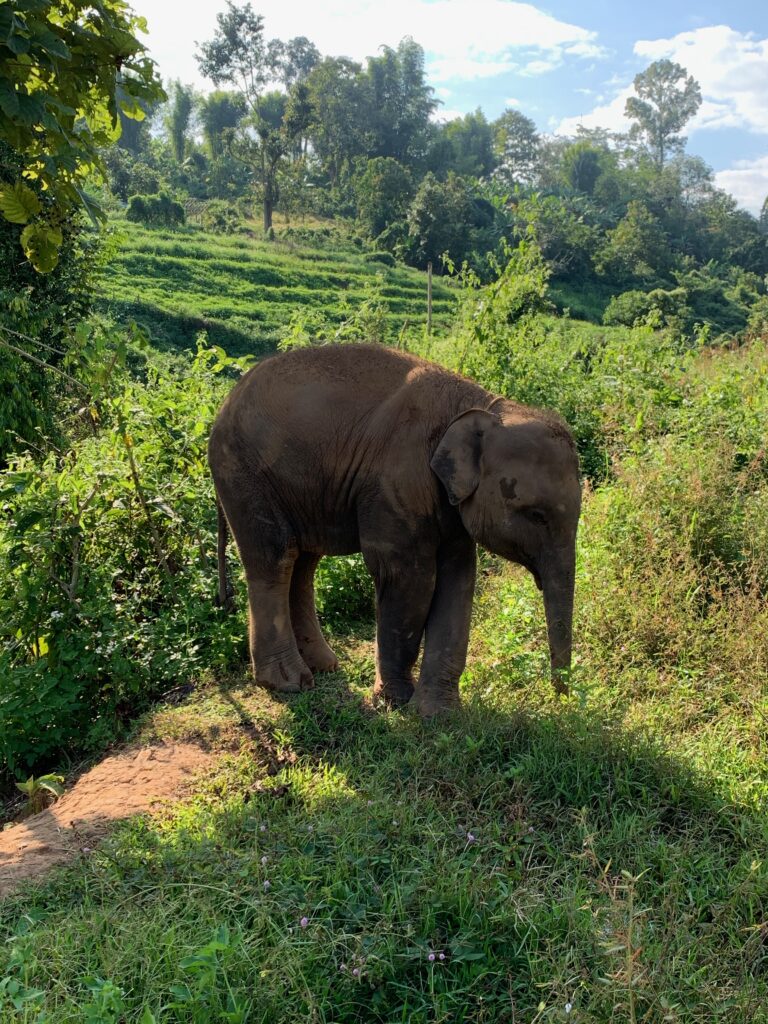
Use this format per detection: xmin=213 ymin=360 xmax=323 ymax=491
xmin=290 ymin=553 xmax=339 ymax=673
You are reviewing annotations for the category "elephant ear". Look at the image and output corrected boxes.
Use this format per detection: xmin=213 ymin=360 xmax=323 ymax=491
xmin=431 ymin=409 xmax=499 ymax=505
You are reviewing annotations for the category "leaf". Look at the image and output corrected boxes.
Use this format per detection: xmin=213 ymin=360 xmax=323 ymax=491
xmin=0 ymin=80 xmax=20 ymax=118
xmin=20 ymin=222 xmax=62 ymax=273
xmin=0 ymin=181 xmax=41 ymax=224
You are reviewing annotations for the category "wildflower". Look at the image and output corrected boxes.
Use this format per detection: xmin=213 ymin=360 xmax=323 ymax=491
xmin=428 ymin=952 xmax=436 ymax=962
xmin=259 ymin=824 xmax=267 ymax=832
xmin=300 ymin=916 xmax=309 ymax=929
xmin=261 ymin=855 xmax=268 ymax=865
xmin=439 ymin=952 xmax=446 ymax=961
xmin=263 ymin=880 xmax=270 ymax=891
xmin=307 ymin=824 xmax=314 ymax=832
xmin=352 ymin=968 xmax=360 ymax=977
xmin=565 ymin=1002 xmax=573 ymax=1015
xmin=340 ymin=963 xmax=347 ymax=972
xmin=467 ymin=832 xmax=477 ymax=843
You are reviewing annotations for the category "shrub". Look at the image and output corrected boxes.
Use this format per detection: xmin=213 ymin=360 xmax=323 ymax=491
xmin=0 ymin=340 xmax=249 ymax=778
xmin=126 ymin=192 xmax=186 ymax=229
xmin=201 ymin=200 xmax=241 ymax=235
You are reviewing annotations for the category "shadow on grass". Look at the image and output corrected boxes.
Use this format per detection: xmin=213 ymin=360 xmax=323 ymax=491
xmin=1 ymin=655 xmax=765 ymax=1022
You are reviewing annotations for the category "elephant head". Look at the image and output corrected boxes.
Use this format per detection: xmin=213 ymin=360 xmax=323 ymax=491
xmin=431 ymin=405 xmax=581 ymax=691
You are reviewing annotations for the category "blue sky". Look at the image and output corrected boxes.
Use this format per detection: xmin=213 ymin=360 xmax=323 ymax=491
xmin=132 ymin=0 xmax=768 ymax=212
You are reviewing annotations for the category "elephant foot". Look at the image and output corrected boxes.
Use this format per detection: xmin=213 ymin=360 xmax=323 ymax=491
xmin=373 ymin=675 xmax=414 ymax=708
xmin=296 ymin=635 xmax=339 ymax=673
xmin=413 ymin=686 xmax=460 ymax=718
xmin=253 ymin=655 xmax=315 ymax=693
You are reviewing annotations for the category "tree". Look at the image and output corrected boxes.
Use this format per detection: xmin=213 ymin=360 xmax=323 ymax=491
xmin=595 ymin=200 xmax=669 ymax=282
xmin=440 ymin=111 xmax=495 ymax=179
xmin=306 ymin=57 xmax=369 ymax=184
xmin=760 ymin=196 xmax=768 ymax=235
xmin=0 ymin=0 xmax=163 ymax=271
xmin=355 ymin=157 xmax=413 ymax=239
xmin=407 ymin=172 xmax=474 ymax=268
xmin=625 ymin=60 xmax=702 ymax=170
xmin=199 ymin=91 xmax=246 ymax=158
xmin=165 ymin=81 xmax=196 ymax=163
xmin=365 ymin=38 xmax=435 ymax=165
xmin=561 ymin=141 xmax=604 ymax=195
xmin=492 ymin=109 xmax=540 ymax=187
xmin=196 ymin=3 xmax=313 ymax=231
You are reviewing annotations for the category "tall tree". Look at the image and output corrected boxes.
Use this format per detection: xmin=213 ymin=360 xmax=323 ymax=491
xmin=306 ymin=57 xmax=369 ymax=184
xmin=165 ymin=81 xmax=196 ymax=163
xmin=625 ymin=60 xmax=702 ymax=170
xmin=199 ymin=91 xmax=246 ymax=158
xmin=760 ymin=195 xmax=768 ymax=234
xmin=441 ymin=111 xmax=495 ymax=178
xmin=0 ymin=0 xmax=163 ymax=271
xmin=491 ymin=109 xmax=540 ymax=187
xmin=365 ymin=38 xmax=435 ymax=164
xmin=196 ymin=3 xmax=313 ymax=230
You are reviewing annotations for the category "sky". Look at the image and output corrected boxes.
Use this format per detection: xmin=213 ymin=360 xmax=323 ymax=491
xmin=130 ymin=0 xmax=768 ymax=214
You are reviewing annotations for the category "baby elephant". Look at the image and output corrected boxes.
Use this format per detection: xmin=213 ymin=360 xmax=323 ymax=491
xmin=209 ymin=344 xmax=581 ymax=716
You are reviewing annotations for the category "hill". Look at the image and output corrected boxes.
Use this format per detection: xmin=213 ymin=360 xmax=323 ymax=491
xmin=97 ymin=221 xmax=458 ymax=356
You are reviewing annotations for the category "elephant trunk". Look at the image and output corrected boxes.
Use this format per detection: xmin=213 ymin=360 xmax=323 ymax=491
xmin=540 ymin=550 xmax=575 ymax=694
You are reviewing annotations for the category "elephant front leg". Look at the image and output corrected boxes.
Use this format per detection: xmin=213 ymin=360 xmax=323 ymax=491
xmin=414 ymin=537 xmax=476 ymax=717
xmin=365 ymin=549 xmax=436 ymax=708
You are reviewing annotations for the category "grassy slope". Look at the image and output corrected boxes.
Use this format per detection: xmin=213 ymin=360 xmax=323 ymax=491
xmin=97 ymin=222 xmax=457 ymax=356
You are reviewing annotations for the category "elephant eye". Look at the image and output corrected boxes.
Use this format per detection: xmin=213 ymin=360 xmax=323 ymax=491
xmin=522 ymin=507 xmax=548 ymax=527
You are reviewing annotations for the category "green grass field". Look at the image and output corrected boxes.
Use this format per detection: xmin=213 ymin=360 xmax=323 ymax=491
xmin=97 ymin=222 xmax=457 ymax=356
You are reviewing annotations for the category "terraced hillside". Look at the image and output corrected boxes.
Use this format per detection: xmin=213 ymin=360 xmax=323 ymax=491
xmin=98 ymin=221 xmax=457 ymax=356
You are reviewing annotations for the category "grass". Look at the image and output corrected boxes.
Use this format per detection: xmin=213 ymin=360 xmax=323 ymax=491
xmin=2 ymin=560 xmax=766 ymax=1022
xmin=97 ymin=221 xmax=457 ymax=356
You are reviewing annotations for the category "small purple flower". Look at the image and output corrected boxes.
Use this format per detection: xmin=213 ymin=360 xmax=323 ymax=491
xmin=352 ymin=967 xmax=360 ymax=977
xmin=439 ymin=952 xmax=446 ymax=961
xmin=340 ymin=963 xmax=347 ymax=972
xmin=467 ymin=832 xmax=477 ymax=843
xmin=259 ymin=824 xmax=267 ymax=833
xmin=428 ymin=952 xmax=436 ymax=962
xmin=261 ymin=855 xmax=268 ymax=865
xmin=263 ymin=880 xmax=270 ymax=891
xmin=300 ymin=916 xmax=309 ymax=929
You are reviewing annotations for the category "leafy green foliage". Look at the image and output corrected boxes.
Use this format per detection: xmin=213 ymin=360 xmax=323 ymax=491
xmin=0 ymin=338 xmax=248 ymax=776
xmin=0 ymin=0 xmax=163 ymax=269
xmin=126 ymin=192 xmax=185 ymax=228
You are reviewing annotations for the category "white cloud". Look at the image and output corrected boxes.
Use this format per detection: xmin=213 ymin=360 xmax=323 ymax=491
xmin=433 ymin=107 xmax=466 ymax=123
xmin=557 ymin=87 xmax=632 ymax=136
xmin=505 ymin=97 xmax=522 ymax=107
xmin=634 ymin=26 xmax=768 ymax=134
xmin=557 ymin=25 xmax=768 ymax=140
xmin=715 ymin=155 xmax=768 ymax=215
xmin=131 ymin=0 xmax=604 ymax=90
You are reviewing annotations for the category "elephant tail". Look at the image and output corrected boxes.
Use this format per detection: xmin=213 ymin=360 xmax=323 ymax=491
xmin=216 ymin=496 xmax=235 ymax=612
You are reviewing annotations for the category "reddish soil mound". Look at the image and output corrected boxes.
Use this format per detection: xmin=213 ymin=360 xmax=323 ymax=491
xmin=0 ymin=743 xmax=213 ymax=898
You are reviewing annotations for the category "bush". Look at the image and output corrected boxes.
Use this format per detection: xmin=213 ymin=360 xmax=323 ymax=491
xmin=364 ymin=251 xmax=396 ymax=267
xmin=201 ymin=200 xmax=241 ymax=235
xmin=0 ymin=340 xmax=249 ymax=778
xmin=127 ymin=192 xmax=186 ymax=229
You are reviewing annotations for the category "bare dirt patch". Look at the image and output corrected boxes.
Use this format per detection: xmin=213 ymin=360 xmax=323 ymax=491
xmin=0 ymin=742 xmax=213 ymax=898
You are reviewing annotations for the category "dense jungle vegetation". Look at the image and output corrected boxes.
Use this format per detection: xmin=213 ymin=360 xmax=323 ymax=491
xmin=0 ymin=3 xmax=767 ymax=1021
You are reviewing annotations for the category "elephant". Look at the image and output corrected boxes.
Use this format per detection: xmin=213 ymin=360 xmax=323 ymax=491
xmin=209 ymin=343 xmax=581 ymax=716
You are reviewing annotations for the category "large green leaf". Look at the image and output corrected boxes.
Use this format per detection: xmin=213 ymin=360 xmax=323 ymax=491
xmin=0 ymin=181 xmax=42 ymax=224
xmin=20 ymin=222 xmax=63 ymax=273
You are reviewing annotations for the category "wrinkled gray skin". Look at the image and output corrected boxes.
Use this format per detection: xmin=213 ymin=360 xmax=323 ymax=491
xmin=209 ymin=344 xmax=581 ymax=715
